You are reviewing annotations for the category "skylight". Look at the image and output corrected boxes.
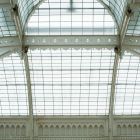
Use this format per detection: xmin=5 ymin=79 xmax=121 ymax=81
xmin=26 ymin=0 xmax=117 ymax=35
xmin=28 ymin=48 xmax=115 ymax=115
xmin=0 ymin=53 xmax=28 ymax=115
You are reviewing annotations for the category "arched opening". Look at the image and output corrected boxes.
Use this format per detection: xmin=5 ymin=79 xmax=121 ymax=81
xmin=26 ymin=0 xmax=117 ymax=36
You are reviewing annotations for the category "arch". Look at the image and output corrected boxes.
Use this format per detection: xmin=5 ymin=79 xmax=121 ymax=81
xmin=138 ymin=125 xmax=140 ymax=135
xmin=5 ymin=125 xmax=10 ymax=137
xmin=38 ymin=125 xmax=43 ymax=136
xmin=98 ymin=0 xmax=129 ymax=28
xmin=99 ymin=125 xmax=104 ymax=136
xmin=117 ymin=125 xmax=121 ymax=136
xmin=97 ymin=0 xmax=119 ymax=30
xmin=94 ymin=125 xmax=98 ymax=137
xmin=66 ymin=125 xmax=71 ymax=136
xmin=133 ymin=124 xmax=137 ymax=135
xmin=21 ymin=125 xmax=26 ymax=136
xmin=122 ymin=125 xmax=127 ymax=136
xmin=17 ymin=0 xmax=45 ymax=31
xmin=44 ymin=125 xmax=49 ymax=136
xmin=83 ymin=125 xmax=88 ymax=136
xmin=26 ymin=0 xmax=117 ymax=36
xmin=0 ymin=125 xmax=4 ymax=137
xmin=23 ymin=0 xmax=45 ymax=32
xmin=72 ymin=125 xmax=77 ymax=136
xmin=16 ymin=125 xmax=21 ymax=136
xmin=127 ymin=125 xmax=132 ymax=136
xmin=61 ymin=125 xmax=65 ymax=136
xmin=11 ymin=125 xmax=16 ymax=136
xmin=49 ymin=125 xmax=54 ymax=136
xmin=24 ymin=0 xmax=120 ymax=33
xmin=77 ymin=125 xmax=82 ymax=136
xmin=55 ymin=125 xmax=60 ymax=136
xmin=88 ymin=125 xmax=93 ymax=136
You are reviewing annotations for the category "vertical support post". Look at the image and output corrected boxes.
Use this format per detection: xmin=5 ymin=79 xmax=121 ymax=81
xmin=109 ymin=47 xmax=120 ymax=140
xmin=109 ymin=3 xmax=133 ymax=139
xmin=23 ymin=46 xmax=34 ymax=140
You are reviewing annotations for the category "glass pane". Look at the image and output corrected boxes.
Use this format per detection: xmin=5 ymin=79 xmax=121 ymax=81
xmin=114 ymin=51 xmax=140 ymax=115
xmin=127 ymin=10 xmax=140 ymax=36
xmin=0 ymin=8 xmax=17 ymax=37
xmin=17 ymin=0 xmax=42 ymax=27
xmin=28 ymin=48 xmax=115 ymax=115
xmin=0 ymin=53 xmax=28 ymax=115
xmin=102 ymin=0 xmax=127 ymax=26
xmin=26 ymin=0 xmax=117 ymax=35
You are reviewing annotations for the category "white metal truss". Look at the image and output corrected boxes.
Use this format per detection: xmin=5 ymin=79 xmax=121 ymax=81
xmin=23 ymin=48 xmax=34 ymax=140
xmin=1 ymin=35 xmax=140 ymax=48
xmin=108 ymin=3 xmax=133 ymax=140
xmin=109 ymin=48 xmax=120 ymax=140
xmin=0 ymin=35 xmax=140 ymax=140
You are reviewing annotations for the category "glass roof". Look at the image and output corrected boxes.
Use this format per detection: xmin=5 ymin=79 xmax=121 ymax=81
xmin=127 ymin=10 xmax=140 ymax=36
xmin=17 ymin=0 xmax=42 ymax=29
xmin=0 ymin=49 xmax=140 ymax=116
xmin=101 ymin=0 xmax=128 ymax=27
xmin=26 ymin=0 xmax=117 ymax=35
xmin=0 ymin=53 xmax=28 ymax=115
xmin=0 ymin=0 xmax=140 ymax=116
xmin=114 ymin=51 xmax=140 ymax=115
xmin=28 ymin=48 xmax=114 ymax=115
xmin=0 ymin=7 xmax=17 ymax=37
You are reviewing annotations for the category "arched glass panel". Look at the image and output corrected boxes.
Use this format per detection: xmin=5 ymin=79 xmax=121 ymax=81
xmin=101 ymin=0 xmax=128 ymax=26
xmin=26 ymin=0 xmax=117 ymax=35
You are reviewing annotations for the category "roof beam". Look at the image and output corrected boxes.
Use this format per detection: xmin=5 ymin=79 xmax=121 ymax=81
xmin=108 ymin=3 xmax=133 ymax=140
xmin=120 ymin=5 xmax=133 ymax=48
xmin=1 ymin=35 xmax=140 ymax=48
xmin=109 ymin=47 xmax=120 ymax=140
xmin=10 ymin=0 xmax=23 ymax=43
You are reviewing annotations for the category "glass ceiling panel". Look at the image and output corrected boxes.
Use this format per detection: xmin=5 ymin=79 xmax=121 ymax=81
xmin=127 ymin=10 xmax=140 ymax=36
xmin=26 ymin=0 xmax=117 ymax=35
xmin=17 ymin=0 xmax=42 ymax=28
xmin=0 ymin=53 xmax=28 ymax=115
xmin=114 ymin=51 xmax=140 ymax=115
xmin=0 ymin=8 xmax=17 ymax=37
xmin=28 ymin=48 xmax=115 ymax=115
xmin=101 ymin=0 xmax=128 ymax=27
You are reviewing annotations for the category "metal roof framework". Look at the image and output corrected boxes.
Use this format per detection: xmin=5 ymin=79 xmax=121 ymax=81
xmin=0 ymin=0 xmax=140 ymax=140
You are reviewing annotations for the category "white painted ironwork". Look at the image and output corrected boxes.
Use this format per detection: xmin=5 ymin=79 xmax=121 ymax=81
xmin=23 ymin=49 xmax=34 ymax=140
xmin=0 ymin=116 xmax=140 ymax=139
xmin=109 ymin=48 xmax=120 ymax=140
xmin=1 ymin=35 xmax=140 ymax=48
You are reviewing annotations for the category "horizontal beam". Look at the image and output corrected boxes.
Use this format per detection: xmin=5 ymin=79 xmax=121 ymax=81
xmin=0 ymin=35 xmax=140 ymax=47
xmin=25 ymin=35 xmax=118 ymax=47
xmin=0 ymin=36 xmax=20 ymax=47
